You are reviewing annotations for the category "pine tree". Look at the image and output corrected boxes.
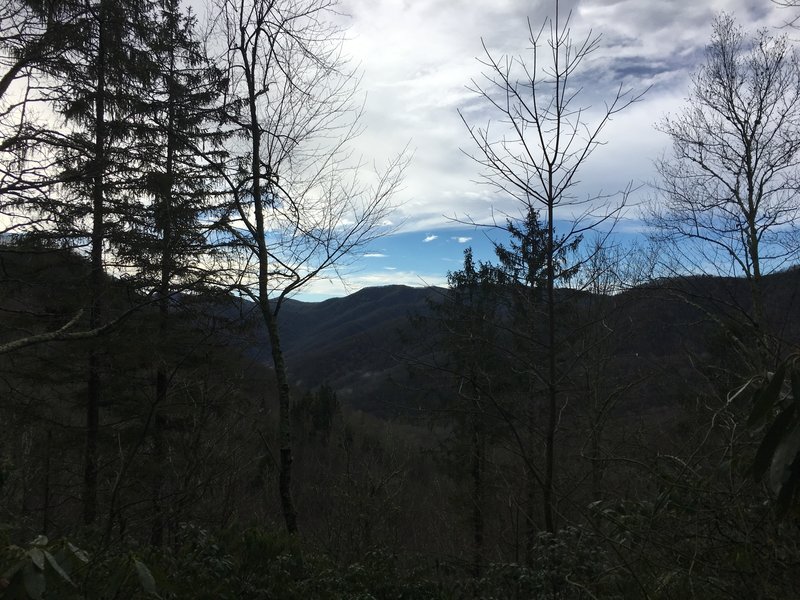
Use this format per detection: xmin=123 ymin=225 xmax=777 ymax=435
xmin=493 ymin=208 xmax=580 ymax=561
xmin=43 ymin=0 xmax=159 ymax=525
xmin=427 ymin=248 xmax=502 ymax=579
xmin=115 ymin=0 xmax=227 ymax=545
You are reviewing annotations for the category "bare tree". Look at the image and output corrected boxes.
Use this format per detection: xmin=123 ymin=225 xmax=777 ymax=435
xmin=773 ymin=0 xmax=800 ymax=29
xmin=459 ymin=1 xmax=640 ymax=533
xmin=649 ymin=14 xmax=800 ymax=361
xmin=208 ymin=0 xmax=407 ymax=534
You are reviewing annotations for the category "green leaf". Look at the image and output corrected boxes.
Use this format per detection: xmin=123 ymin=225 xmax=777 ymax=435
xmin=44 ymin=550 xmax=74 ymax=585
xmin=30 ymin=536 xmax=47 ymax=548
xmin=775 ymin=454 xmax=800 ymax=517
xmin=748 ymin=363 xmax=786 ymax=428
xmin=134 ymin=559 xmax=157 ymax=595
xmin=67 ymin=542 xmax=89 ymax=563
xmin=753 ymin=404 xmax=796 ymax=481
xmin=23 ymin=563 xmax=45 ymax=600
xmin=769 ymin=420 xmax=800 ymax=495
xmin=28 ymin=548 xmax=45 ymax=571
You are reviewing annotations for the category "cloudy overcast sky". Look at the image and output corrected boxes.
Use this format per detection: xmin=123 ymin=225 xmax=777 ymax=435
xmin=296 ymin=0 xmax=792 ymax=300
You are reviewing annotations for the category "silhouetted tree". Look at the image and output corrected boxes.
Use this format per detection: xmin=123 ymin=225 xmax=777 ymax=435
xmin=111 ymin=0 xmax=227 ymax=545
xmin=460 ymin=0 xmax=640 ymax=532
xmin=209 ymin=0 xmax=407 ymax=534
xmin=649 ymin=14 xmax=800 ymax=366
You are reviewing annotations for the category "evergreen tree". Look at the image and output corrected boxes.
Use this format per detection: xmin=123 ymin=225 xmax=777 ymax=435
xmin=110 ymin=0 xmax=227 ymax=545
xmin=493 ymin=208 xmax=580 ymax=561
xmin=43 ymin=0 xmax=159 ymax=525
xmin=433 ymin=210 xmax=581 ymax=567
xmin=428 ymin=248 xmax=503 ymax=579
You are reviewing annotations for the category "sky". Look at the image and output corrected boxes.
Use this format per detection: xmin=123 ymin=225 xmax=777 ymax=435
xmin=287 ymin=0 xmax=793 ymax=300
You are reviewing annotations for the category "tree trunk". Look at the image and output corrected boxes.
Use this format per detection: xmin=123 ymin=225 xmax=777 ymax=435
xmin=151 ymin=46 xmax=177 ymax=546
xmin=42 ymin=429 xmax=51 ymax=535
xmin=543 ymin=203 xmax=556 ymax=534
xmin=263 ymin=305 xmax=298 ymax=534
xmin=471 ymin=411 xmax=484 ymax=579
xmin=150 ymin=371 xmax=167 ymax=546
xmin=84 ymin=4 xmax=107 ymax=526
xmin=525 ymin=399 xmax=537 ymax=565
xmin=246 ymin=43 xmax=298 ymax=532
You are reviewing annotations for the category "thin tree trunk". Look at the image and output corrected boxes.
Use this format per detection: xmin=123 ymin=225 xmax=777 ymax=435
xmin=471 ymin=410 xmax=484 ymax=580
xmin=525 ymin=399 xmax=537 ymax=565
xmin=150 ymin=370 xmax=167 ymax=546
xmin=246 ymin=59 xmax=298 ymax=532
xmin=42 ymin=429 xmax=51 ymax=535
xmin=747 ymin=218 xmax=770 ymax=366
xmin=263 ymin=305 xmax=298 ymax=534
xmin=591 ymin=425 xmax=600 ymax=500
xmin=84 ymin=3 xmax=107 ymax=526
xmin=543 ymin=202 xmax=556 ymax=534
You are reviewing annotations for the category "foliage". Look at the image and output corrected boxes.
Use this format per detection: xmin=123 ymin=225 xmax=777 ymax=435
xmin=748 ymin=355 xmax=800 ymax=516
xmin=465 ymin=526 xmax=624 ymax=600
xmin=0 ymin=533 xmax=160 ymax=600
xmin=0 ymin=526 xmax=446 ymax=600
xmin=292 ymin=384 xmax=340 ymax=444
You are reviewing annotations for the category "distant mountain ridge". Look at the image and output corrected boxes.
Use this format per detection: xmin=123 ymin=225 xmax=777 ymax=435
xmin=4 ymin=243 xmax=800 ymax=415
xmin=249 ymin=270 xmax=800 ymax=412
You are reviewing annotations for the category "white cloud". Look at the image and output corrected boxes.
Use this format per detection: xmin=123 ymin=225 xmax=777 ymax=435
xmin=222 ymin=0 xmax=793 ymax=300
xmin=292 ymin=269 xmax=448 ymax=302
xmin=336 ymin=0 xmax=788 ymax=232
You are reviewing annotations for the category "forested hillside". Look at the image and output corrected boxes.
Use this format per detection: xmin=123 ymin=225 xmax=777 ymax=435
xmin=3 ymin=0 xmax=800 ymax=598
xmin=3 ymin=242 xmax=800 ymax=598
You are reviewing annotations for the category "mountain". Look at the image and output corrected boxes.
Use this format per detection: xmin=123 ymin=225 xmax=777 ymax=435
xmin=4 ymin=242 xmax=800 ymax=416
xmin=255 ymin=270 xmax=800 ymax=413
xmin=226 ymin=285 xmax=444 ymax=412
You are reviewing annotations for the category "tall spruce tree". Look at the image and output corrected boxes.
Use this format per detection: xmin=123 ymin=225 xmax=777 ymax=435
xmin=114 ymin=0 xmax=226 ymax=545
xmin=44 ymin=0 xmax=158 ymax=525
xmin=493 ymin=209 xmax=580 ymax=560
xmin=440 ymin=249 xmax=501 ymax=579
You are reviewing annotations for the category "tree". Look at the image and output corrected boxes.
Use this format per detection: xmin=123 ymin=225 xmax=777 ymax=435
xmin=113 ymin=0 xmax=227 ymax=545
xmin=0 ymin=1 xmax=77 ymax=218
xmin=649 ymin=14 xmax=800 ymax=363
xmin=493 ymin=208 xmax=581 ymax=557
xmin=459 ymin=0 xmax=640 ymax=533
xmin=435 ymin=248 xmax=503 ymax=578
xmin=42 ymin=0 xmax=159 ymax=525
xmin=0 ymin=2 xmax=157 ymax=361
xmin=210 ymin=0 xmax=407 ymax=534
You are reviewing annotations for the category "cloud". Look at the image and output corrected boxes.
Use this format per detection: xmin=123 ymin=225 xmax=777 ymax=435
xmin=338 ymin=0 xmax=787 ymax=233
xmin=283 ymin=0 xmax=791 ymax=299
xmin=292 ymin=269 xmax=448 ymax=302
